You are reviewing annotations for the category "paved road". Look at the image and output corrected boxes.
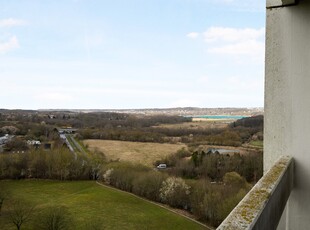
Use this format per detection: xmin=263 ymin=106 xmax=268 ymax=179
xmin=60 ymin=134 xmax=77 ymax=159
xmin=66 ymin=134 xmax=88 ymax=156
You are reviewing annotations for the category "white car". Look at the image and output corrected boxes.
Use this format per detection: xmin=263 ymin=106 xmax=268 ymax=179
xmin=157 ymin=164 xmax=167 ymax=169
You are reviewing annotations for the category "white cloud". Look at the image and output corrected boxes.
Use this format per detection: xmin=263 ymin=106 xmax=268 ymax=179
xmin=204 ymin=27 xmax=264 ymax=43
xmin=202 ymin=27 xmax=265 ymax=61
xmin=0 ymin=18 xmax=25 ymax=54
xmin=186 ymin=32 xmax=199 ymax=39
xmin=0 ymin=18 xmax=27 ymax=27
xmin=0 ymin=36 xmax=19 ymax=54
xmin=209 ymin=40 xmax=264 ymax=56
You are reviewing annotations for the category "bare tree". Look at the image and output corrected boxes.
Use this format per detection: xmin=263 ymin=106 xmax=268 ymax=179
xmin=9 ymin=200 xmax=35 ymax=230
xmin=37 ymin=206 xmax=72 ymax=230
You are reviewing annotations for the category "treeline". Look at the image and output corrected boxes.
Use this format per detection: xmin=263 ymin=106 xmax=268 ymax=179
xmin=156 ymin=149 xmax=263 ymax=183
xmin=0 ymin=123 xmax=60 ymax=143
xmin=0 ymin=148 xmax=105 ymax=180
xmin=0 ymin=112 xmax=191 ymax=144
xmin=0 ymin=110 xmax=190 ymax=135
xmin=1 ymin=111 xmax=263 ymax=149
xmin=77 ymin=116 xmax=264 ymax=146
xmin=78 ymin=126 xmax=259 ymax=146
xmin=231 ymin=115 xmax=263 ymax=128
xmin=101 ymin=161 xmax=251 ymax=227
xmin=78 ymin=128 xmax=166 ymax=143
xmin=42 ymin=113 xmax=190 ymax=129
xmin=0 ymin=110 xmax=262 ymax=132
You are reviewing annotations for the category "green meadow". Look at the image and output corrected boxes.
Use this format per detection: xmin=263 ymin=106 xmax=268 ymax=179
xmin=249 ymin=140 xmax=263 ymax=148
xmin=0 ymin=180 xmax=205 ymax=230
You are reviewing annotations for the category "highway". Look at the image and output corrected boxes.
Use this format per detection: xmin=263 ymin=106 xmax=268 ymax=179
xmin=63 ymin=134 xmax=88 ymax=158
xmin=60 ymin=134 xmax=77 ymax=159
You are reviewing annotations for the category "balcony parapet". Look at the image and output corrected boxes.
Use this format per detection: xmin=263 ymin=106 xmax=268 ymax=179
xmin=267 ymin=0 xmax=298 ymax=8
xmin=217 ymin=156 xmax=294 ymax=230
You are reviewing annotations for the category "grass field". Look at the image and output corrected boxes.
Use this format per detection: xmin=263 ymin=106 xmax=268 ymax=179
xmin=248 ymin=140 xmax=263 ymax=148
xmin=0 ymin=180 xmax=205 ymax=230
xmin=83 ymin=140 xmax=186 ymax=166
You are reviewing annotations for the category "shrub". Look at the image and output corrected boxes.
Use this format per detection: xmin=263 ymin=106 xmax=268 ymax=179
xmin=36 ymin=206 xmax=73 ymax=230
xmin=132 ymin=171 xmax=167 ymax=201
xmin=103 ymin=168 xmax=114 ymax=185
xmin=159 ymin=177 xmax=191 ymax=209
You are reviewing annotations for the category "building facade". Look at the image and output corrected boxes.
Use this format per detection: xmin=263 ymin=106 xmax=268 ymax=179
xmin=265 ymin=0 xmax=310 ymax=229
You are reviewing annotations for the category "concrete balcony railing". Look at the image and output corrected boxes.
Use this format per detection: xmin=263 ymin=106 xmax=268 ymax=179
xmin=266 ymin=0 xmax=298 ymax=9
xmin=217 ymin=156 xmax=294 ymax=230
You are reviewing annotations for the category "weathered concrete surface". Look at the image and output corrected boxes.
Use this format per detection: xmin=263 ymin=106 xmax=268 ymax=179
xmin=217 ymin=156 xmax=293 ymax=230
xmin=267 ymin=0 xmax=297 ymax=8
xmin=265 ymin=1 xmax=310 ymax=229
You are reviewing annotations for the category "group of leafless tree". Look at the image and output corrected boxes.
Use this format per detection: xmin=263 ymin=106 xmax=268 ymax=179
xmin=0 ymin=148 xmax=106 ymax=180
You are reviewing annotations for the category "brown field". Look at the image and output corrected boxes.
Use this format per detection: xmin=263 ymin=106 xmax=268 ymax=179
xmin=83 ymin=140 xmax=187 ymax=166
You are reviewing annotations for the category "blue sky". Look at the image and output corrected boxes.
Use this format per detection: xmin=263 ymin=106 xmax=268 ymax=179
xmin=0 ymin=0 xmax=265 ymax=109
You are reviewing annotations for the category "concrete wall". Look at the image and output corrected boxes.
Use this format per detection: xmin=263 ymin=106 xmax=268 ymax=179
xmin=217 ymin=156 xmax=293 ymax=230
xmin=265 ymin=1 xmax=310 ymax=229
xmin=267 ymin=0 xmax=296 ymax=8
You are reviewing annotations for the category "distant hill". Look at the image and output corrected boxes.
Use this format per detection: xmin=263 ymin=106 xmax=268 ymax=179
xmin=38 ymin=107 xmax=264 ymax=116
